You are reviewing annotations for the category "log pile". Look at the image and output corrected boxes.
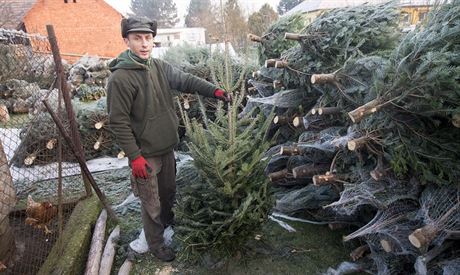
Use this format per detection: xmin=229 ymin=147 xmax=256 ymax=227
xmin=247 ymin=1 xmax=460 ymax=273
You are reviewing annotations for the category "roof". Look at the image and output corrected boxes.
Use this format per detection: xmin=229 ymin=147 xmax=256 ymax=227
xmin=284 ymin=0 xmax=437 ymax=16
xmin=0 ymin=0 xmax=126 ymax=31
xmin=0 ymin=0 xmax=37 ymax=30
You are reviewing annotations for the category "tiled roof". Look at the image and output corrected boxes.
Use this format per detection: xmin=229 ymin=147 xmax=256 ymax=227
xmin=0 ymin=0 xmax=37 ymax=30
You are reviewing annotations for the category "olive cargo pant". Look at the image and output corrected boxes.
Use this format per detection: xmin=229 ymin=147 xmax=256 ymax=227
xmin=131 ymin=151 xmax=176 ymax=249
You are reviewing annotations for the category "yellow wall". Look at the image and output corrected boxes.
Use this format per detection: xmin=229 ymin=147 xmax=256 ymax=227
xmin=301 ymin=5 xmax=432 ymax=26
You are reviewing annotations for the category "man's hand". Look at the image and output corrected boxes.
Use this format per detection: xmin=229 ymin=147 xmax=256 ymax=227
xmin=214 ymin=89 xmax=232 ymax=102
xmin=131 ymin=156 xmax=151 ymax=178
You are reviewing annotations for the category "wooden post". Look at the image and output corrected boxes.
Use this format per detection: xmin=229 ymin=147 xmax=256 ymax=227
xmin=47 ymin=24 xmax=92 ymax=196
xmin=85 ymin=210 xmax=107 ymax=275
xmin=43 ymin=100 xmax=119 ymax=222
xmin=99 ymin=225 xmax=120 ymax=275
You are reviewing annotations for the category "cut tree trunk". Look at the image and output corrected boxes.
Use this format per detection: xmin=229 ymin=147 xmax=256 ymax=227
xmin=348 ymin=99 xmax=382 ymax=123
xmin=269 ymin=169 xmax=289 ymax=182
xmin=318 ymin=107 xmax=341 ymax=116
xmin=284 ymin=33 xmax=305 ymax=41
xmin=292 ymin=163 xmax=329 ymax=179
xmin=273 ymin=115 xmax=290 ymax=125
xmin=313 ymin=173 xmax=338 ymax=186
xmin=311 ymin=73 xmax=337 ymax=85
xmin=94 ymin=118 xmax=107 ymax=130
xmin=117 ymin=151 xmax=125 ymax=159
xmin=248 ymin=33 xmax=263 ymax=43
xmin=84 ymin=210 xmax=107 ymax=275
xmin=265 ymin=59 xmax=276 ymax=68
xmin=273 ymin=80 xmax=283 ymax=89
xmin=275 ymin=60 xmax=289 ymax=69
xmin=280 ymin=144 xmax=304 ymax=156
xmin=347 ymin=136 xmax=369 ymax=151
xmin=46 ymin=139 xmax=57 ymax=150
xmin=24 ymin=151 xmax=38 ymax=166
xmin=99 ymin=225 xmax=120 ymax=275
xmin=452 ymin=113 xmax=460 ymax=128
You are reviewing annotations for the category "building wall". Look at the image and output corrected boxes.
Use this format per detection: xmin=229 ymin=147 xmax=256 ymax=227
xmin=155 ymin=28 xmax=206 ymax=48
xmin=23 ymin=0 xmax=126 ymax=62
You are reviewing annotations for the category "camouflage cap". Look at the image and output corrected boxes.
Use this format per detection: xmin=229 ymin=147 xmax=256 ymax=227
xmin=121 ymin=17 xmax=157 ymax=38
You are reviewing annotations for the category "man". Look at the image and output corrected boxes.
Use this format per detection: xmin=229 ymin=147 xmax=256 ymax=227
xmin=107 ymin=17 xmax=230 ymax=262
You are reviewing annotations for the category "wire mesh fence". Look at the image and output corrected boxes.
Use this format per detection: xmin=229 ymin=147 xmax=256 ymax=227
xmin=0 ymin=28 xmax=87 ymax=275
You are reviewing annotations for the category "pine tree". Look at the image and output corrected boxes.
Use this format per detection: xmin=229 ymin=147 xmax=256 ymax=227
xmin=223 ymin=0 xmax=248 ymax=50
xmin=185 ymin=0 xmax=212 ymax=27
xmin=248 ymin=4 xmax=279 ymax=37
xmin=175 ymin=48 xmax=274 ymax=260
xmin=130 ymin=0 xmax=179 ymax=28
xmin=277 ymin=0 xmax=303 ymax=15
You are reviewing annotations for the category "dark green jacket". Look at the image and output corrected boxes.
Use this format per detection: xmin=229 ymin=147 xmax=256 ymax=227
xmin=107 ymin=50 xmax=216 ymax=160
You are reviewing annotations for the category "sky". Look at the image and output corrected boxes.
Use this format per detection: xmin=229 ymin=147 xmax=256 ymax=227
xmin=105 ymin=0 xmax=282 ymax=26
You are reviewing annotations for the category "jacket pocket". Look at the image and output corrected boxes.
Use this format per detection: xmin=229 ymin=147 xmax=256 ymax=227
xmin=138 ymin=109 xmax=179 ymax=155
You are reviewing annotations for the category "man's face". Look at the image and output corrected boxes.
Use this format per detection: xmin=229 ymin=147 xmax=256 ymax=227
xmin=124 ymin=32 xmax=155 ymax=60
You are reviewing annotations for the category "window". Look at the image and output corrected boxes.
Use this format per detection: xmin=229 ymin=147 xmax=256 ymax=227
xmin=418 ymin=11 xmax=427 ymax=22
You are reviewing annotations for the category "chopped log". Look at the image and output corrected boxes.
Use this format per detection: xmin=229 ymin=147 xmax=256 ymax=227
xmin=275 ymin=60 xmax=289 ymax=69
xmin=318 ymin=107 xmax=341 ymax=116
xmin=452 ymin=113 xmax=460 ymax=128
xmin=84 ymin=210 xmax=107 ymax=275
xmin=273 ymin=115 xmax=290 ymax=125
xmin=313 ymin=173 xmax=337 ymax=186
xmin=183 ymin=98 xmax=190 ymax=110
xmin=94 ymin=118 xmax=107 ymax=130
xmin=292 ymin=116 xmax=304 ymax=128
xmin=269 ymin=169 xmax=289 ymax=182
xmin=99 ymin=225 xmax=120 ymax=275
xmin=347 ymin=136 xmax=369 ymax=151
xmin=265 ymin=59 xmax=276 ymax=68
xmin=117 ymin=259 xmax=133 ymax=275
xmin=380 ymin=239 xmax=393 ymax=253
xmin=117 ymin=151 xmax=125 ymax=159
xmin=248 ymin=33 xmax=263 ymax=43
xmin=24 ymin=151 xmax=38 ymax=166
xmin=311 ymin=73 xmax=337 ymax=85
xmin=280 ymin=144 xmax=303 ymax=156
xmin=292 ymin=163 xmax=329 ymax=179
xmin=273 ymin=80 xmax=283 ymax=89
xmin=0 ymin=104 xmax=9 ymax=123
xmin=348 ymin=99 xmax=381 ymax=123
xmin=94 ymin=134 xmax=104 ymax=150
xmin=284 ymin=32 xmax=304 ymax=41
xmin=46 ymin=139 xmax=58 ymax=150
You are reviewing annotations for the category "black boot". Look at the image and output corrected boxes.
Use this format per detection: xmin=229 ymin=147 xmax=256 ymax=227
xmin=151 ymin=245 xmax=176 ymax=262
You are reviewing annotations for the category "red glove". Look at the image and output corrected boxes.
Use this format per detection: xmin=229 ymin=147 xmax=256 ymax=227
xmin=131 ymin=156 xmax=151 ymax=179
xmin=214 ymin=89 xmax=232 ymax=102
